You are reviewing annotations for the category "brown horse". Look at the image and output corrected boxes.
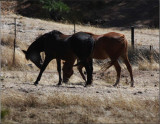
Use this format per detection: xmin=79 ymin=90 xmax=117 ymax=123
xmin=63 ymin=32 xmax=134 ymax=87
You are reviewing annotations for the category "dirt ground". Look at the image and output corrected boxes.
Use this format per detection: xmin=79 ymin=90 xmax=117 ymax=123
xmin=1 ymin=66 xmax=159 ymax=98
xmin=1 ymin=14 xmax=159 ymax=123
xmin=1 ymin=66 xmax=159 ymax=123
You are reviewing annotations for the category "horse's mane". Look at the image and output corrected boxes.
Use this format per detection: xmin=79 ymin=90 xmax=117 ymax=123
xmin=28 ymin=30 xmax=63 ymax=53
xmin=84 ymin=32 xmax=94 ymax=36
xmin=35 ymin=30 xmax=63 ymax=41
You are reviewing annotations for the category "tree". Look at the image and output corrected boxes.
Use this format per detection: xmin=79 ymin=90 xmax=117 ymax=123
xmin=39 ymin=0 xmax=70 ymax=21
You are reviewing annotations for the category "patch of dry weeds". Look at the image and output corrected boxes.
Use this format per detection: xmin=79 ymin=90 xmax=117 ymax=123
xmin=1 ymin=90 xmax=159 ymax=123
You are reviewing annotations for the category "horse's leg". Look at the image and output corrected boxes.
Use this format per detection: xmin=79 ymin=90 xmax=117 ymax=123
xmin=77 ymin=65 xmax=86 ymax=81
xmin=34 ymin=56 xmax=51 ymax=86
xmin=56 ymin=59 xmax=62 ymax=85
xmin=113 ymin=61 xmax=121 ymax=87
xmin=84 ymin=59 xmax=93 ymax=87
xmin=122 ymin=56 xmax=134 ymax=87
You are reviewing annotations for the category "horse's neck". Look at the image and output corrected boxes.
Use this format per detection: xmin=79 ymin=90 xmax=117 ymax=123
xmin=28 ymin=40 xmax=43 ymax=53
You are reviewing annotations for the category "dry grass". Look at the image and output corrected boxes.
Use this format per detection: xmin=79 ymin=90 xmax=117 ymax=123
xmin=1 ymin=14 xmax=159 ymax=71
xmin=1 ymin=33 xmax=57 ymax=71
xmin=2 ymin=42 xmax=158 ymax=72
xmin=1 ymin=14 xmax=159 ymax=124
xmin=1 ymin=90 xmax=159 ymax=123
xmin=108 ymin=96 xmax=159 ymax=123
xmin=1 ymin=34 xmax=28 ymax=70
xmin=138 ymin=59 xmax=159 ymax=71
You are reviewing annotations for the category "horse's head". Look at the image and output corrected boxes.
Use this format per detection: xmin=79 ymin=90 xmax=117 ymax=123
xmin=22 ymin=50 xmax=43 ymax=69
xmin=62 ymin=61 xmax=74 ymax=83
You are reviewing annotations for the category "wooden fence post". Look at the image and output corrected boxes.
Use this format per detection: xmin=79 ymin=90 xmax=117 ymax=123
xmin=13 ymin=18 xmax=16 ymax=65
xmin=131 ymin=26 xmax=134 ymax=49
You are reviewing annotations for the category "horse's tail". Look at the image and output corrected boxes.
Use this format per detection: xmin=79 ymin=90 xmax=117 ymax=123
xmin=104 ymin=34 xmax=126 ymax=69
xmin=119 ymin=34 xmax=128 ymax=58
xmin=109 ymin=34 xmax=129 ymax=67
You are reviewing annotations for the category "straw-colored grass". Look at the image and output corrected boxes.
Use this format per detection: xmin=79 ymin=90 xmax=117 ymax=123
xmin=1 ymin=14 xmax=159 ymax=124
xmin=138 ymin=59 xmax=159 ymax=71
xmin=1 ymin=14 xmax=159 ymax=71
xmin=1 ymin=91 xmax=159 ymax=123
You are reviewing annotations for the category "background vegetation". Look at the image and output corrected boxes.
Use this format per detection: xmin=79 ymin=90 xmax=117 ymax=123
xmin=5 ymin=0 xmax=157 ymax=27
xmin=1 ymin=1 xmax=159 ymax=123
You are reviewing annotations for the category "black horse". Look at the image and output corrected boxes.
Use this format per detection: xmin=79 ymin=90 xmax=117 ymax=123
xmin=69 ymin=32 xmax=94 ymax=85
xmin=23 ymin=30 xmax=94 ymax=86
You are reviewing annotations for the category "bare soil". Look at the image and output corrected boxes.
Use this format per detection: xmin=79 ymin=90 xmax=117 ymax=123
xmin=1 ymin=67 xmax=159 ymax=123
xmin=1 ymin=67 xmax=159 ymax=98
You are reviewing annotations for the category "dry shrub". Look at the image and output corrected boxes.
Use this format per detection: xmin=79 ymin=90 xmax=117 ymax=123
xmin=1 ymin=35 xmax=14 ymax=47
xmin=1 ymin=46 xmax=13 ymax=68
xmin=47 ymin=92 xmax=104 ymax=109
xmin=55 ymin=107 xmax=98 ymax=124
xmin=106 ymin=94 xmax=159 ymax=123
xmin=128 ymin=45 xmax=159 ymax=65
xmin=1 ymin=33 xmax=58 ymax=71
xmin=1 ymin=34 xmax=29 ymax=70
xmin=24 ymin=95 xmax=39 ymax=107
xmin=1 ymin=45 xmax=31 ymax=71
xmin=1 ymin=91 xmax=159 ymax=123
xmin=138 ymin=59 xmax=159 ymax=71
xmin=2 ymin=92 xmax=101 ymax=123
xmin=2 ymin=93 xmax=39 ymax=108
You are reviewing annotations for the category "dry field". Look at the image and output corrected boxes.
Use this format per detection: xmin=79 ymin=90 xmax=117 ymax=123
xmin=1 ymin=14 xmax=159 ymax=123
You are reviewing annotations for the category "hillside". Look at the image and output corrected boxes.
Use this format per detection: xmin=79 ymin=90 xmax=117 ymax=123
xmin=1 ymin=1 xmax=159 ymax=123
xmin=2 ymin=0 xmax=159 ymax=27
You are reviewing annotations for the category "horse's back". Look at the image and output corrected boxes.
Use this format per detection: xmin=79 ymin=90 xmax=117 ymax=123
xmin=101 ymin=32 xmax=125 ymax=42
xmin=93 ymin=32 xmax=127 ymax=59
xmin=43 ymin=31 xmax=74 ymax=60
xmin=69 ymin=32 xmax=94 ymax=60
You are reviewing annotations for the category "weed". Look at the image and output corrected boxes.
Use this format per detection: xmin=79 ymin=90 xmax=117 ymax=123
xmin=1 ymin=108 xmax=10 ymax=120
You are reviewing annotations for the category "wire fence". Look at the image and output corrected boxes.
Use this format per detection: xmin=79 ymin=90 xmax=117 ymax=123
xmin=1 ymin=17 xmax=159 ymax=70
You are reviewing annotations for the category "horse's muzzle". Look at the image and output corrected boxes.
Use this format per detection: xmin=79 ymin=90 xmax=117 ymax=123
xmin=63 ymin=78 xmax=69 ymax=83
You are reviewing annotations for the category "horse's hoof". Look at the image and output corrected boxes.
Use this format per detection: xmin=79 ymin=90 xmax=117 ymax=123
xmin=34 ymin=82 xmax=38 ymax=86
xmin=63 ymin=81 xmax=68 ymax=84
xmin=57 ymin=83 xmax=62 ymax=86
xmin=130 ymin=81 xmax=134 ymax=87
xmin=84 ymin=83 xmax=92 ymax=87
xmin=113 ymin=83 xmax=118 ymax=87
xmin=63 ymin=79 xmax=69 ymax=84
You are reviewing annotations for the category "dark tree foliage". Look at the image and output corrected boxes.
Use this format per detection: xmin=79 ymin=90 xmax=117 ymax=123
xmin=39 ymin=0 xmax=70 ymax=21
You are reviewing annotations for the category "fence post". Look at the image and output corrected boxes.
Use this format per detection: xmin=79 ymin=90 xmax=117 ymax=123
xmin=131 ymin=26 xmax=134 ymax=49
xmin=13 ymin=18 xmax=16 ymax=65
xmin=73 ymin=22 xmax=76 ymax=34
xmin=149 ymin=45 xmax=153 ymax=63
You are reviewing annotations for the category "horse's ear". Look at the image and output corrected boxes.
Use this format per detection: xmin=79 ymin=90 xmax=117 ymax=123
xmin=22 ymin=50 xmax=29 ymax=60
xmin=22 ymin=50 xmax=27 ymax=55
